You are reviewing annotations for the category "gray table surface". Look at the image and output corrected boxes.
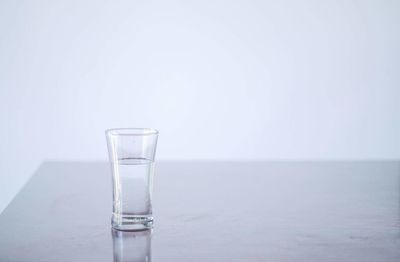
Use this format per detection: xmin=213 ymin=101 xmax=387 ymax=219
xmin=0 ymin=161 xmax=399 ymax=262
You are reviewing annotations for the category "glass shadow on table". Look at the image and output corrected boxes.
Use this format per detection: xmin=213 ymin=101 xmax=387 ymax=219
xmin=112 ymin=228 xmax=152 ymax=262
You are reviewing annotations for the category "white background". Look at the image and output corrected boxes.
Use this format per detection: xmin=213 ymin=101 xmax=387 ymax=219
xmin=0 ymin=0 xmax=399 ymax=213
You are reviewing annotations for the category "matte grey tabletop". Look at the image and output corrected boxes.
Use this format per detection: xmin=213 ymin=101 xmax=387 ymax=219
xmin=0 ymin=161 xmax=399 ymax=262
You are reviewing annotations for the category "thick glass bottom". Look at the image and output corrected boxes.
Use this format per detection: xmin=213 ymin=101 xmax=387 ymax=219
xmin=112 ymin=214 xmax=153 ymax=231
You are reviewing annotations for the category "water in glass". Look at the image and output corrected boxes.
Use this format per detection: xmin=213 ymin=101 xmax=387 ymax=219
xmin=111 ymin=158 xmax=155 ymax=230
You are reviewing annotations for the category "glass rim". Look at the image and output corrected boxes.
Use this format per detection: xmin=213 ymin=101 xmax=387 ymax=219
xmin=105 ymin=128 xmax=159 ymax=136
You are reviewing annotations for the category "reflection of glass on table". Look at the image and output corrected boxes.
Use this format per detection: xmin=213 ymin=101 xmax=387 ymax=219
xmin=112 ymin=228 xmax=152 ymax=262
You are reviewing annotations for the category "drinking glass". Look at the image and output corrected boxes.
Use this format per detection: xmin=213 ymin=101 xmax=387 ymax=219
xmin=106 ymin=128 xmax=158 ymax=231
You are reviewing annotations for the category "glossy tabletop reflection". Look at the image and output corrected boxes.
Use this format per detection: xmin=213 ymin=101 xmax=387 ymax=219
xmin=0 ymin=161 xmax=399 ymax=261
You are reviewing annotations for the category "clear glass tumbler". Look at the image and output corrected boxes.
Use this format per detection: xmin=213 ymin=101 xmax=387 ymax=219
xmin=106 ymin=128 xmax=158 ymax=231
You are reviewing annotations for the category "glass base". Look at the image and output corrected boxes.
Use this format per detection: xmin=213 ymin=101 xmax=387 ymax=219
xmin=112 ymin=214 xmax=153 ymax=231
